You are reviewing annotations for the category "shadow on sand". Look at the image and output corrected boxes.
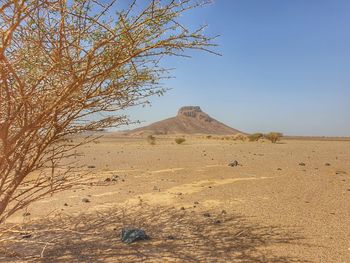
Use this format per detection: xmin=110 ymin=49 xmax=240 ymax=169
xmin=1 ymin=204 xmax=310 ymax=262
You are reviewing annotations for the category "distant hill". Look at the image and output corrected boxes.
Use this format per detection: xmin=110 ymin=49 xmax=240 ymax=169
xmin=128 ymin=106 xmax=243 ymax=135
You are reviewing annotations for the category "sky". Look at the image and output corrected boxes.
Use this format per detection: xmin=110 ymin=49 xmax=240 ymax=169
xmin=123 ymin=0 xmax=350 ymax=136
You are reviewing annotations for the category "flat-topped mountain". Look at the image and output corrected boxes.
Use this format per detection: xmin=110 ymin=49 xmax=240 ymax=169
xmin=129 ymin=106 xmax=243 ymax=135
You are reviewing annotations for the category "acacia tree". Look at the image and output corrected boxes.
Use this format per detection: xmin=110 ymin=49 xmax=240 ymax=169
xmin=0 ymin=0 xmax=216 ymax=223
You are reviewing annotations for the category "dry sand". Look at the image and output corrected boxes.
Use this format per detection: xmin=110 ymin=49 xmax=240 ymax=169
xmin=1 ymin=135 xmax=350 ymax=262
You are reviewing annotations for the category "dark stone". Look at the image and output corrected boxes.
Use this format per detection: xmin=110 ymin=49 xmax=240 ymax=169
xmin=20 ymin=233 xmax=32 ymax=239
xmin=277 ymin=168 xmax=282 ymax=171
xmin=64 ymin=203 xmax=68 ymax=206
xmin=121 ymin=228 xmax=149 ymax=244
xmin=82 ymin=198 xmax=90 ymax=203
xmin=180 ymin=207 xmax=185 ymax=210
xmin=87 ymin=165 xmax=96 ymax=169
xmin=336 ymin=171 xmax=347 ymax=175
xmin=214 ymin=220 xmax=221 ymax=224
xmin=203 ymin=213 xmax=211 ymax=217
xmin=228 ymin=160 xmax=239 ymax=167
xmin=166 ymin=235 xmax=176 ymax=240
xmin=325 ymin=163 xmax=331 ymax=166
xmin=23 ymin=212 xmax=31 ymax=217
xmin=299 ymin=162 xmax=306 ymax=166
xmin=105 ymin=178 xmax=111 ymax=182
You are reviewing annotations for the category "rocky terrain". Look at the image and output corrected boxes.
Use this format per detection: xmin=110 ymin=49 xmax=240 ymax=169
xmin=1 ymin=136 xmax=350 ymax=262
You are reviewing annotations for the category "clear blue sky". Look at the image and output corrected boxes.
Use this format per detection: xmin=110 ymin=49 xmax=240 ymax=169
xmin=124 ymin=0 xmax=350 ymax=136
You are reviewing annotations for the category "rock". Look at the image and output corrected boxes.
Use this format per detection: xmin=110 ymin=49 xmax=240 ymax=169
xmin=277 ymin=168 xmax=282 ymax=171
xmin=166 ymin=235 xmax=176 ymax=240
xmin=64 ymin=203 xmax=68 ymax=206
xmin=228 ymin=160 xmax=239 ymax=167
xmin=82 ymin=198 xmax=90 ymax=203
xmin=214 ymin=220 xmax=221 ymax=224
xmin=203 ymin=213 xmax=211 ymax=217
xmin=180 ymin=207 xmax=185 ymax=210
xmin=336 ymin=171 xmax=347 ymax=175
xmin=299 ymin=162 xmax=306 ymax=166
xmin=194 ymin=201 xmax=199 ymax=205
xmin=23 ymin=212 xmax=31 ymax=217
xmin=20 ymin=232 xmax=32 ymax=239
xmin=121 ymin=228 xmax=149 ymax=244
xmin=325 ymin=163 xmax=331 ymax=166
xmin=87 ymin=165 xmax=96 ymax=169
xmin=153 ymin=186 xmax=159 ymax=191
xmin=105 ymin=178 xmax=111 ymax=182
xmin=111 ymin=175 xmax=119 ymax=181
xmin=221 ymin=210 xmax=227 ymax=214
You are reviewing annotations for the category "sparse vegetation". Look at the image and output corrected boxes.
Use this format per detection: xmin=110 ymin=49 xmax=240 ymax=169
xmin=147 ymin=135 xmax=156 ymax=145
xmin=264 ymin=132 xmax=283 ymax=143
xmin=233 ymin=133 xmax=248 ymax=141
xmin=0 ymin=0 xmax=215 ymax=223
xmin=248 ymin=133 xmax=264 ymax=142
xmin=175 ymin=138 xmax=186 ymax=144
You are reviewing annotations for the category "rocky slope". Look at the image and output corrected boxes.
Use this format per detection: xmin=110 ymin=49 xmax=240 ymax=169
xmin=129 ymin=106 xmax=242 ymax=135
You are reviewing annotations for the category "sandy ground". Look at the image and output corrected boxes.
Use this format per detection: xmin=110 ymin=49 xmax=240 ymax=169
xmin=1 ymin=136 xmax=350 ymax=262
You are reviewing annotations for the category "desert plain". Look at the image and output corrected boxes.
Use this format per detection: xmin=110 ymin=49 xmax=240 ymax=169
xmin=1 ymin=135 xmax=350 ymax=262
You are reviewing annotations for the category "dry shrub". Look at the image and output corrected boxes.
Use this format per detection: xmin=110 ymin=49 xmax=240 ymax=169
xmin=264 ymin=132 xmax=283 ymax=143
xmin=248 ymin=133 xmax=264 ymax=142
xmin=233 ymin=133 xmax=248 ymax=141
xmin=146 ymin=135 xmax=156 ymax=145
xmin=175 ymin=138 xmax=186 ymax=144
xmin=0 ymin=0 xmax=216 ymax=223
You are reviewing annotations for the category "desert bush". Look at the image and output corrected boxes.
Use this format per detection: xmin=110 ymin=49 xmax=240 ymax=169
xmin=233 ymin=133 xmax=248 ymax=141
xmin=248 ymin=133 xmax=264 ymax=142
xmin=264 ymin=132 xmax=283 ymax=143
xmin=147 ymin=135 xmax=156 ymax=145
xmin=175 ymin=138 xmax=186 ymax=144
xmin=0 ymin=0 xmax=215 ymax=223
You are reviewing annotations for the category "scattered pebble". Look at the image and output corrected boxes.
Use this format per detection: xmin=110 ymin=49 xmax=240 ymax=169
xmin=203 ymin=213 xmax=211 ymax=217
xmin=20 ymin=233 xmax=32 ymax=239
xmin=336 ymin=171 xmax=347 ymax=175
xmin=87 ymin=165 xmax=96 ymax=169
xmin=228 ymin=160 xmax=239 ymax=167
xmin=112 ymin=175 xmax=119 ymax=181
xmin=299 ymin=162 xmax=306 ymax=166
xmin=82 ymin=198 xmax=90 ymax=203
xmin=325 ymin=163 xmax=331 ymax=166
